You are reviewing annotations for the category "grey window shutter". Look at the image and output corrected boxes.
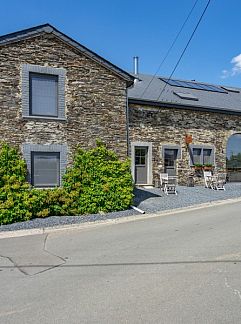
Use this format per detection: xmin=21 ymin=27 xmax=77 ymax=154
xmin=32 ymin=152 xmax=60 ymax=187
xmin=22 ymin=64 xmax=66 ymax=119
xmin=30 ymin=73 xmax=58 ymax=117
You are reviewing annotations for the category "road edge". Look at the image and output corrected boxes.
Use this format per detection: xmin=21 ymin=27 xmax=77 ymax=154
xmin=1 ymin=196 xmax=241 ymax=239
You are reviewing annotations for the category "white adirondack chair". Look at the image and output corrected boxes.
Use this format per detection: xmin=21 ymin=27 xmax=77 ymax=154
xmin=203 ymin=171 xmax=212 ymax=188
xmin=160 ymin=173 xmax=168 ymax=192
xmin=213 ymin=173 xmax=226 ymax=191
xmin=160 ymin=173 xmax=177 ymax=195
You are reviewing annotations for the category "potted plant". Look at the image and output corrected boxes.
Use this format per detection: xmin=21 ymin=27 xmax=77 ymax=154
xmin=203 ymin=164 xmax=213 ymax=171
xmin=193 ymin=163 xmax=203 ymax=170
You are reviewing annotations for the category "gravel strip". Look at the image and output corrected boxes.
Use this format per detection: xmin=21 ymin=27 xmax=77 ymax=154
xmin=0 ymin=208 xmax=139 ymax=232
xmin=134 ymin=183 xmax=241 ymax=213
xmin=1 ymin=183 xmax=241 ymax=232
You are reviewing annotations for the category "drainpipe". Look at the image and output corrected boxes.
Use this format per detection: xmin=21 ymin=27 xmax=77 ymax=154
xmin=126 ymin=88 xmax=130 ymax=156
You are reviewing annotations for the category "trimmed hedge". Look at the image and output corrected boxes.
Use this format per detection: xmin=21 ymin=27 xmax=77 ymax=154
xmin=0 ymin=142 xmax=134 ymax=225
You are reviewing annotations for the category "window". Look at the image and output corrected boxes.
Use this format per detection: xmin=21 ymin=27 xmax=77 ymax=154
xmin=190 ymin=146 xmax=214 ymax=166
xmin=173 ymin=91 xmax=199 ymax=101
xmin=22 ymin=64 xmax=66 ymax=119
xmin=22 ymin=144 xmax=67 ymax=187
xmin=193 ymin=148 xmax=202 ymax=164
xmin=203 ymin=149 xmax=212 ymax=164
xmin=30 ymin=73 xmax=58 ymax=117
xmin=164 ymin=149 xmax=178 ymax=168
xmin=135 ymin=147 xmax=147 ymax=165
xmin=31 ymin=152 xmax=60 ymax=187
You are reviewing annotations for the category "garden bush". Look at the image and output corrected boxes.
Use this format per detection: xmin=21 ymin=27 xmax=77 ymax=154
xmin=0 ymin=142 xmax=32 ymax=224
xmin=0 ymin=141 xmax=134 ymax=225
xmin=63 ymin=141 xmax=134 ymax=214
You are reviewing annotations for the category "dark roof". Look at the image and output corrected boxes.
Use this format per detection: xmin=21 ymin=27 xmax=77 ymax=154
xmin=0 ymin=24 xmax=134 ymax=87
xmin=128 ymin=74 xmax=241 ymax=115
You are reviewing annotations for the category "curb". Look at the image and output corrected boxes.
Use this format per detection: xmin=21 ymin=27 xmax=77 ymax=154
xmin=1 ymin=196 xmax=241 ymax=239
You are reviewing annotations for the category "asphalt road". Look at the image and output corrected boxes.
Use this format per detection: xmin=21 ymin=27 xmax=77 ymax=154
xmin=0 ymin=201 xmax=241 ymax=323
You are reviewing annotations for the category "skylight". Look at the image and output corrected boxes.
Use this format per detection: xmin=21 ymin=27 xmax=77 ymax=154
xmin=221 ymin=86 xmax=240 ymax=93
xmin=161 ymin=78 xmax=227 ymax=93
xmin=173 ymin=91 xmax=199 ymax=101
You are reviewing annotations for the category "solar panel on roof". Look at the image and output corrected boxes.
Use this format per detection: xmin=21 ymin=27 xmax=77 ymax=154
xmin=161 ymin=78 xmax=227 ymax=93
xmin=173 ymin=91 xmax=199 ymax=101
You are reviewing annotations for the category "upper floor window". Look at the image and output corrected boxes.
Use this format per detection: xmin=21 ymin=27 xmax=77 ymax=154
xmin=30 ymin=73 xmax=58 ymax=117
xmin=22 ymin=64 xmax=66 ymax=119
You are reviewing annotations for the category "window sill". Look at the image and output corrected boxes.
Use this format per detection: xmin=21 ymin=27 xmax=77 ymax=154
xmin=22 ymin=115 xmax=67 ymax=122
xmin=31 ymin=186 xmax=61 ymax=189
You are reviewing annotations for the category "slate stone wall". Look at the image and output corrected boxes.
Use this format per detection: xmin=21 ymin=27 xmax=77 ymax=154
xmin=0 ymin=34 xmax=128 ymax=161
xmin=129 ymin=103 xmax=241 ymax=185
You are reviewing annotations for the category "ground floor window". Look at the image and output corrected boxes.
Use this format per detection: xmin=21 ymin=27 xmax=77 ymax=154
xmin=22 ymin=143 xmax=67 ymax=187
xmin=31 ymin=152 xmax=60 ymax=187
xmin=190 ymin=145 xmax=214 ymax=166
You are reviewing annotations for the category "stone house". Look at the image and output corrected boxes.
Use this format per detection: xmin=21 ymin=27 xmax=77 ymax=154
xmin=1 ymin=24 xmax=241 ymax=188
xmin=128 ymin=74 xmax=241 ymax=185
xmin=0 ymin=24 xmax=133 ymax=187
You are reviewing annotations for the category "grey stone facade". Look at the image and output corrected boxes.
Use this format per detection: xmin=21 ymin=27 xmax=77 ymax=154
xmin=129 ymin=103 xmax=241 ymax=185
xmin=1 ymin=25 xmax=241 ymax=188
xmin=0 ymin=33 xmax=130 ymax=183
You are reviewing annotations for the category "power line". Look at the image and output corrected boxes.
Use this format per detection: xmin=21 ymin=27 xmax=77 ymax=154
xmin=156 ymin=0 xmax=212 ymax=101
xmin=140 ymin=0 xmax=200 ymax=99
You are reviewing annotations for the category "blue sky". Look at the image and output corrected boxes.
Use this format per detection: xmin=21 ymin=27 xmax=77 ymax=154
xmin=1 ymin=0 xmax=241 ymax=87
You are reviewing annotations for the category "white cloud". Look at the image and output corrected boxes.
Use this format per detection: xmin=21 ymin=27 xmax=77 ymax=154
xmin=221 ymin=69 xmax=229 ymax=79
xmin=221 ymin=53 xmax=241 ymax=78
xmin=231 ymin=54 xmax=241 ymax=76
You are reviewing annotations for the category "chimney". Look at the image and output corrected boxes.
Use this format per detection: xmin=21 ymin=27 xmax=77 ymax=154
xmin=133 ymin=56 xmax=139 ymax=75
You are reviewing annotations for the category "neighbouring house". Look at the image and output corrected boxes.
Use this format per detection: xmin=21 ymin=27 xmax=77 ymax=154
xmin=1 ymin=24 xmax=241 ymax=188
xmin=0 ymin=24 xmax=133 ymax=187
xmin=128 ymin=73 xmax=241 ymax=185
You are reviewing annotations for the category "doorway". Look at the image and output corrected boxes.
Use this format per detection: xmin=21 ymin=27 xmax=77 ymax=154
xmin=134 ymin=146 xmax=148 ymax=184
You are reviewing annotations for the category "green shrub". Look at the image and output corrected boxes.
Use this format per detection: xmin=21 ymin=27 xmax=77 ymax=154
xmin=0 ymin=141 xmax=134 ymax=225
xmin=0 ymin=142 xmax=28 ymax=187
xmin=63 ymin=141 xmax=134 ymax=214
xmin=0 ymin=143 xmax=32 ymax=224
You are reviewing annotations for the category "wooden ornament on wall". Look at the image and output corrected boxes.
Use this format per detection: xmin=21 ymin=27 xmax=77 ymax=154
xmin=185 ymin=134 xmax=193 ymax=144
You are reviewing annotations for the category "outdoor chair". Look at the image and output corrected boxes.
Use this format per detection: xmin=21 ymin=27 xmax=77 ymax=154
xmin=160 ymin=173 xmax=168 ymax=192
xmin=160 ymin=173 xmax=177 ymax=195
xmin=203 ymin=171 xmax=212 ymax=188
xmin=213 ymin=173 xmax=226 ymax=191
